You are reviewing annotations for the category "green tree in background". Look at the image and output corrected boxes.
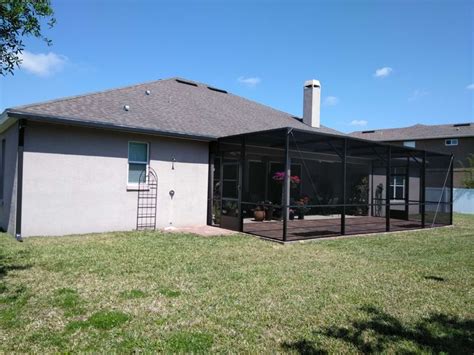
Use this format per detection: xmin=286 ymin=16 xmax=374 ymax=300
xmin=462 ymin=154 xmax=474 ymax=188
xmin=0 ymin=0 xmax=55 ymax=76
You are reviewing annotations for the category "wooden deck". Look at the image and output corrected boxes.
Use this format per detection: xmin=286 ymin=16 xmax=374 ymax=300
xmin=243 ymin=216 xmax=443 ymax=241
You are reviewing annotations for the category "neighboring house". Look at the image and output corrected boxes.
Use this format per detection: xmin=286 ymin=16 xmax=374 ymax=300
xmin=350 ymin=123 xmax=474 ymax=187
xmin=0 ymin=77 xmax=453 ymax=240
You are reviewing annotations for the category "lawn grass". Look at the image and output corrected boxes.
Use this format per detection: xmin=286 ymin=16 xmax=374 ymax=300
xmin=0 ymin=214 xmax=473 ymax=353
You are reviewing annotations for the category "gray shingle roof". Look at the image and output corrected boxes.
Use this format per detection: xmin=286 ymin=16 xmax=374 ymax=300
xmin=7 ymin=77 xmax=342 ymax=140
xmin=349 ymin=123 xmax=474 ymax=141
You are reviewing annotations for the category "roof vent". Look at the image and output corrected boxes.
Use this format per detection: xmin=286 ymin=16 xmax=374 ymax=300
xmin=453 ymin=123 xmax=470 ymax=127
xmin=145 ymin=90 xmax=151 ymax=95
xmin=292 ymin=116 xmax=303 ymax=122
xmin=207 ymin=86 xmax=228 ymax=94
xmin=176 ymin=79 xmax=198 ymax=87
xmin=123 ymin=105 xmax=130 ymax=111
xmin=362 ymin=130 xmax=375 ymax=134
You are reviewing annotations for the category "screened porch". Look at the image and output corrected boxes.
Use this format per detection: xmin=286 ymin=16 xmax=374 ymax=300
xmin=209 ymin=128 xmax=453 ymax=242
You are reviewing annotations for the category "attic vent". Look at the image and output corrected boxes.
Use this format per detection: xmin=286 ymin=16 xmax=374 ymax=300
xmin=123 ymin=105 xmax=130 ymax=111
xmin=453 ymin=123 xmax=470 ymax=127
xmin=362 ymin=130 xmax=375 ymax=134
xmin=176 ymin=79 xmax=198 ymax=87
xmin=145 ymin=90 xmax=151 ymax=95
xmin=207 ymin=86 xmax=228 ymax=94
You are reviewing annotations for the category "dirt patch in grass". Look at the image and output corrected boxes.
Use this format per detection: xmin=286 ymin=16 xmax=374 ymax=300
xmin=120 ymin=289 xmax=147 ymax=299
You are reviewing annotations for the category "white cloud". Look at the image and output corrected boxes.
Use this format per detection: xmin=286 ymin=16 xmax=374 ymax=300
xmin=374 ymin=67 xmax=393 ymax=78
xmin=408 ymin=89 xmax=429 ymax=102
xmin=323 ymin=96 xmax=339 ymax=106
xmin=350 ymin=120 xmax=368 ymax=126
xmin=18 ymin=51 xmax=68 ymax=77
xmin=466 ymin=83 xmax=474 ymax=90
xmin=237 ymin=76 xmax=261 ymax=87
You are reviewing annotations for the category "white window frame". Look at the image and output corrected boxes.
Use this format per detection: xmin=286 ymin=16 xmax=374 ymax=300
xmin=390 ymin=175 xmax=405 ymax=201
xmin=127 ymin=141 xmax=149 ymax=187
xmin=445 ymin=138 xmax=458 ymax=146
xmin=403 ymin=141 xmax=416 ymax=148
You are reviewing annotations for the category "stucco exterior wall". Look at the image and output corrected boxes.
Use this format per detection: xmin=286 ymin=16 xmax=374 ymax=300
xmin=389 ymin=137 xmax=474 ymax=187
xmin=0 ymin=122 xmax=18 ymax=235
xmin=21 ymin=122 xmax=210 ymax=237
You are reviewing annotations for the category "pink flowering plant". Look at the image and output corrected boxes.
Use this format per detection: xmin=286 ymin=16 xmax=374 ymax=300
xmin=272 ymin=171 xmax=301 ymax=187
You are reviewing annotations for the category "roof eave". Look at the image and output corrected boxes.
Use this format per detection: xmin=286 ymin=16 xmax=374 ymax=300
xmin=6 ymin=110 xmax=218 ymax=142
xmin=0 ymin=109 xmax=18 ymax=134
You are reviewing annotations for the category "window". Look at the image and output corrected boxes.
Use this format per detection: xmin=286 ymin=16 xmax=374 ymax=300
xmin=128 ymin=142 xmax=149 ymax=184
xmin=445 ymin=139 xmax=458 ymax=146
xmin=403 ymin=141 xmax=416 ymax=148
xmin=390 ymin=175 xmax=405 ymax=200
xmin=0 ymin=139 xmax=4 ymax=200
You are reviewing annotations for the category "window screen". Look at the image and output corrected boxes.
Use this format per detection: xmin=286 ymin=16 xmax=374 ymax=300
xmin=128 ymin=142 xmax=148 ymax=184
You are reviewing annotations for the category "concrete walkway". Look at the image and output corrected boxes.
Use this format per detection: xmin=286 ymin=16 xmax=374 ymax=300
xmin=163 ymin=225 xmax=238 ymax=236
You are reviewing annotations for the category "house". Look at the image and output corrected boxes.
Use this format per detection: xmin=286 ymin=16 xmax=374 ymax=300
xmin=0 ymin=78 xmax=453 ymax=241
xmin=349 ymin=123 xmax=474 ymax=187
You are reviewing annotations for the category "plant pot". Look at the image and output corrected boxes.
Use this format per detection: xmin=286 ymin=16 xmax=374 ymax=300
xmin=297 ymin=213 xmax=305 ymax=220
xmin=254 ymin=210 xmax=266 ymax=221
xmin=265 ymin=206 xmax=274 ymax=221
xmin=289 ymin=210 xmax=295 ymax=220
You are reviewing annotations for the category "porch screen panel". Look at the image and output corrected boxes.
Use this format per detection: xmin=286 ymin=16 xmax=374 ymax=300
xmin=424 ymin=152 xmax=452 ymax=226
xmin=240 ymin=130 xmax=287 ymax=241
xmin=345 ymin=140 xmax=387 ymax=235
xmin=286 ymin=130 xmax=344 ymax=239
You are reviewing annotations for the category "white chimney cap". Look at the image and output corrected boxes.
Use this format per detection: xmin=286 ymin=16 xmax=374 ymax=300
xmin=304 ymin=79 xmax=321 ymax=88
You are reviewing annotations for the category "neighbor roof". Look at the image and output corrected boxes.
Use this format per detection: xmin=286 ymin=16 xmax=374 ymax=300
xmin=5 ymin=77 xmax=342 ymax=140
xmin=349 ymin=122 xmax=474 ymax=141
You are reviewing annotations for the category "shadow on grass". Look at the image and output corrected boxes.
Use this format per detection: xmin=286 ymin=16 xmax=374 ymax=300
xmin=0 ymin=252 xmax=32 ymax=288
xmin=281 ymin=305 xmax=474 ymax=354
xmin=424 ymin=275 xmax=445 ymax=282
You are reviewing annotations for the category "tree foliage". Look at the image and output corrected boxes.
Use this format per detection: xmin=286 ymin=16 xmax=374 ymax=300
xmin=462 ymin=154 xmax=474 ymax=188
xmin=0 ymin=0 xmax=55 ymax=76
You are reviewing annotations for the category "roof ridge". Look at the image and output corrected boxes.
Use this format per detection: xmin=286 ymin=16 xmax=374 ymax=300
xmin=8 ymin=77 xmax=183 ymax=111
xmin=351 ymin=121 xmax=474 ymax=134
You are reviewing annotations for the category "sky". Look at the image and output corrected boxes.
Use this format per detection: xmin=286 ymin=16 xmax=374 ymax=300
xmin=0 ymin=0 xmax=472 ymax=133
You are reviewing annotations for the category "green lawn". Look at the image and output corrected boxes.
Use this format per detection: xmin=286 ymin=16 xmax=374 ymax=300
xmin=0 ymin=215 xmax=473 ymax=353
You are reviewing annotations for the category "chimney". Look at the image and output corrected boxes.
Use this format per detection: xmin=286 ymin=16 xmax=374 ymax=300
xmin=303 ymin=79 xmax=321 ymax=128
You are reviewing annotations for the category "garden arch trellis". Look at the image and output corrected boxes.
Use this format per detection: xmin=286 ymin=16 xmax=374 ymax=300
xmin=136 ymin=167 xmax=158 ymax=231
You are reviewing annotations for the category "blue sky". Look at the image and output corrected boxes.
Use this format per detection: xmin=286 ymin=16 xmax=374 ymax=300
xmin=0 ymin=0 xmax=472 ymax=133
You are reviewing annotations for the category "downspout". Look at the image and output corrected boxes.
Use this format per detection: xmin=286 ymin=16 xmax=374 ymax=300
xmin=15 ymin=119 xmax=25 ymax=242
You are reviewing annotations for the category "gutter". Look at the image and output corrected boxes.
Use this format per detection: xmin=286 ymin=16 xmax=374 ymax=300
xmin=15 ymin=119 xmax=25 ymax=242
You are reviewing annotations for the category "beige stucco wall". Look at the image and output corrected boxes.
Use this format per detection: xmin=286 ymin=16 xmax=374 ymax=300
xmin=0 ymin=122 xmax=18 ymax=235
xmin=21 ymin=122 xmax=210 ymax=237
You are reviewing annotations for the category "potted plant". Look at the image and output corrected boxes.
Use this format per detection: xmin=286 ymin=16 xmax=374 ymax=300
xmin=272 ymin=171 xmax=301 ymax=188
xmin=295 ymin=196 xmax=310 ymax=219
xmin=263 ymin=200 xmax=274 ymax=220
xmin=253 ymin=205 xmax=266 ymax=221
xmin=289 ymin=209 xmax=295 ymax=220
xmin=351 ymin=177 xmax=369 ymax=215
